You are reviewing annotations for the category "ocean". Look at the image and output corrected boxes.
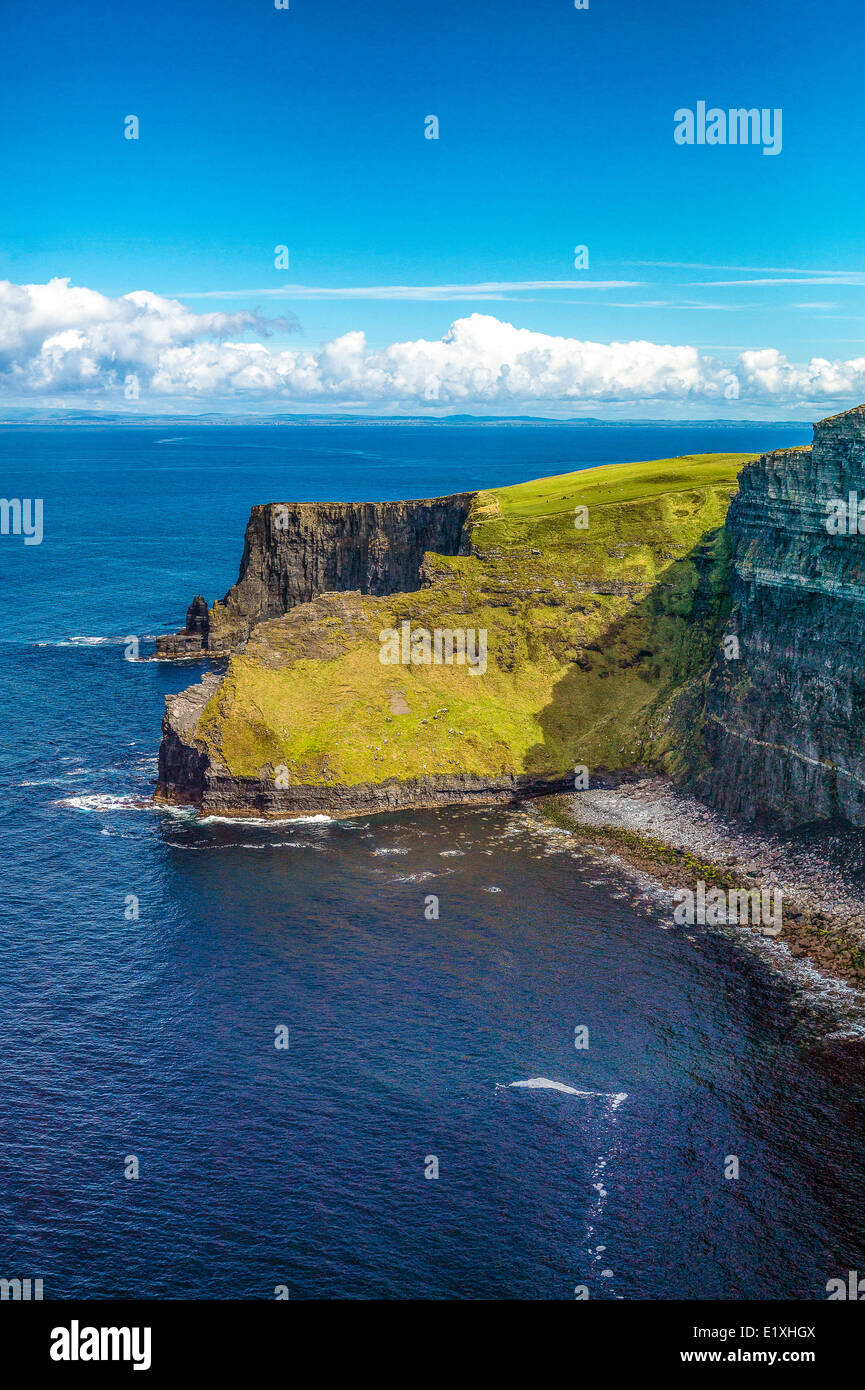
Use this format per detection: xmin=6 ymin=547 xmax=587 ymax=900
xmin=3 ymin=418 xmax=864 ymax=1300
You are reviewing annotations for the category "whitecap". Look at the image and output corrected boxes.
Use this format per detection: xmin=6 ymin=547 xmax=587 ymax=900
xmin=36 ymin=636 xmax=112 ymax=647
xmin=196 ymin=812 xmax=334 ymax=826
xmin=230 ymin=839 xmax=325 ymax=850
xmin=158 ymin=804 xmax=200 ymax=821
xmin=498 ymin=1077 xmax=628 ymax=1107
xmin=58 ymin=793 xmax=150 ymax=812
xmin=35 ymin=634 xmax=157 ymax=649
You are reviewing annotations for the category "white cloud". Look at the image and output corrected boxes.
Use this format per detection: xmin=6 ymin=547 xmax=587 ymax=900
xmin=175 ymin=279 xmax=642 ymax=301
xmin=635 ymin=260 xmax=865 ymax=277
xmin=692 ymin=277 xmax=865 ymax=287
xmin=738 ymin=348 xmax=865 ymax=398
xmin=0 ymin=278 xmax=296 ymax=393
xmin=141 ymin=316 xmax=723 ymax=404
xmin=3 ymin=277 xmax=865 ymax=408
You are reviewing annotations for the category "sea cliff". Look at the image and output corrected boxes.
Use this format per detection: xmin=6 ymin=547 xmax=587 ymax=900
xmin=155 ymin=495 xmax=473 ymax=657
xmin=153 ymin=408 xmax=865 ymax=827
xmin=676 ymin=407 xmax=865 ymax=826
xmin=154 ymin=453 xmax=745 ymax=815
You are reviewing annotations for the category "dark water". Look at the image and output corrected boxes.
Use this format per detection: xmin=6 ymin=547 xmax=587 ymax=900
xmin=4 ymin=418 xmax=865 ymax=1300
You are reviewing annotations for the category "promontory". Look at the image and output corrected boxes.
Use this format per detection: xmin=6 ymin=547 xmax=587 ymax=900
xmin=153 ymin=406 xmax=865 ymax=832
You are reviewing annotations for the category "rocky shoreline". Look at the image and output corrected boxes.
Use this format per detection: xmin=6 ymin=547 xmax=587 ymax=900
xmin=552 ymin=776 xmax=865 ymax=990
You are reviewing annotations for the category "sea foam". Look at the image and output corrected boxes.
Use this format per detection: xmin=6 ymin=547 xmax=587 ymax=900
xmin=499 ymin=1077 xmax=628 ymax=1108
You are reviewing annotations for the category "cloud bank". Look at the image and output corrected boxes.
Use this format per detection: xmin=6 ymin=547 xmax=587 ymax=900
xmin=2 ymin=277 xmax=865 ymax=409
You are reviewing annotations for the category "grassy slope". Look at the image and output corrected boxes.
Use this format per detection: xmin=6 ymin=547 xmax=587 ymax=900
xmin=195 ymin=454 xmax=753 ymax=788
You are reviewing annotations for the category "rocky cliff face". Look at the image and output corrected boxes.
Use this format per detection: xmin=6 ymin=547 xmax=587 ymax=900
xmin=684 ymin=407 xmax=865 ymax=826
xmin=156 ymin=495 xmax=474 ymax=657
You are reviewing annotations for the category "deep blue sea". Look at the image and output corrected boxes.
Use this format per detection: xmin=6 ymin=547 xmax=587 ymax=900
xmin=3 ymin=418 xmax=865 ymax=1300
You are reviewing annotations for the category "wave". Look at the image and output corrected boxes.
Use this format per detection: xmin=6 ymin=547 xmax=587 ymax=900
xmin=498 ymin=1077 xmax=628 ymax=1108
xmin=21 ymin=768 xmax=97 ymax=786
xmin=55 ymin=793 xmax=334 ymax=830
xmin=34 ymin=635 xmax=156 ymax=648
xmin=37 ymin=636 xmax=112 ymax=648
xmin=235 ymin=840 xmax=327 ymax=851
xmin=196 ymin=812 xmax=334 ymax=826
xmin=57 ymin=793 xmax=152 ymax=812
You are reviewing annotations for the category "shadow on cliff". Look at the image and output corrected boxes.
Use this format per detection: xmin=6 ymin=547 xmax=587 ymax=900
xmin=518 ymin=526 xmax=732 ymax=782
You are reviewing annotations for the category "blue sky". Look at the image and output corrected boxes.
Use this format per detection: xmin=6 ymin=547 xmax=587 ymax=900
xmin=2 ymin=0 xmax=864 ymax=415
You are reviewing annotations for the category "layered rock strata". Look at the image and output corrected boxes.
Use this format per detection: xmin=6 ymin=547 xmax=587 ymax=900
xmin=684 ymin=408 xmax=865 ymax=826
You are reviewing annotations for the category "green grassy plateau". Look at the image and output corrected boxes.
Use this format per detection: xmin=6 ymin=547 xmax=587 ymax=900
xmin=194 ymin=453 xmax=753 ymax=789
